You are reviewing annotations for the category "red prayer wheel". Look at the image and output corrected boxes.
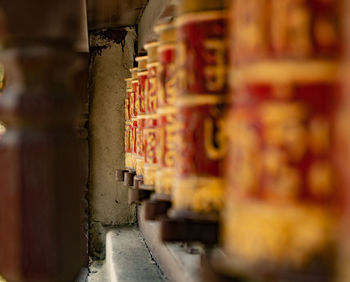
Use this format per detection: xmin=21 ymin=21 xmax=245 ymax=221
xmin=154 ymin=23 xmax=177 ymax=197
xmin=222 ymin=0 xmax=342 ymax=280
xmin=338 ymin=1 xmax=350 ymax=281
xmin=125 ymin=78 xmax=133 ymax=170
xmin=172 ymin=0 xmax=228 ymax=215
xmin=136 ymin=56 xmax=148 ymax=177
xmin=143 ymin=42 xmax=159 ymax=187
xmin=130 ymin=68 xmax=138 ymax=171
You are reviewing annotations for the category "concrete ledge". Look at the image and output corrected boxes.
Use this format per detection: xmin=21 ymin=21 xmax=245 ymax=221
xmin=88 ymin=212 xmax=201 ymax=282
xmin=106 ymin=227 xmax=165 ymax=282
xmin=138 ymin=205 xmax=202 ymax=282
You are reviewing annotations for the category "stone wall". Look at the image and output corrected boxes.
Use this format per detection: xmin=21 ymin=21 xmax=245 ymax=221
xmin=88 ymin=27 xmax=137 ymax=258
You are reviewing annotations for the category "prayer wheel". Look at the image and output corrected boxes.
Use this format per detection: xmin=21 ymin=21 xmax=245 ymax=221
xmin=135 ymin=56 xmax=148 ymax=179
xmin=143 ymin=23 xmax=177 ymax=220
xmin=143 ymin=42 xmax=159 ymax=187
xmin=172 ymin=0 xmax=228 ymax=216
xmin=160 ymin=0 xmax=228 ymax=244
xmin=125 ymin=78 xmax=133 ymax=170
xmin=130 ymin=68 xmax=138 ymax=172
xmin=154 ymin=23 xmax=177 ymax=199
xmin=338 ymin=1 xmax=350 ymax=281
xmin=117 ymin=75 xmax=136 ymax=182
xmin=221 ymin=0 xmax=342 ymax=280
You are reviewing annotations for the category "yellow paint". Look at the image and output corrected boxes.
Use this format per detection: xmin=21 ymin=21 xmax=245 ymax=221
xmin=232 ymin=60 xmax=338 ymax=86
xmin=136 ymin=157 xmax=144 ymax=176
xmin=125 ymin=153 xmax=132 ymax=170
xmin=173 ymin=176 xmax=224 ymax=213
xmin=131 ymin=153 xmax=137 ymax=170
xmin=176 ymin=11 xmax=228 ymax=26
xmin=144 ymin=164 xmax=156 ymax=186
xmin=204 ymin=39 xmax=227 ymax=92
xmin=222 ymin=201 xmax=336 ymax=268
xmin=204 ymin=116 xmax=227 ymax=160
xmin=155 ymin=167 xmax=174 ymax=195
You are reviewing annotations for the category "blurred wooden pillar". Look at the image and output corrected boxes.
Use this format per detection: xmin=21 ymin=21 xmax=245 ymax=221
xmin=0 ymin=0 xmax=83 ymax=281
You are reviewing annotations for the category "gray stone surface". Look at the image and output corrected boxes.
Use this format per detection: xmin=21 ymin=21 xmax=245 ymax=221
xmin=106 ymin=227 xmax=165 ymax=282
xmin=86 ymin=223 xmax=201 ymax=282
xmin=87 ymin=227 xmax=166 ymax=282
xmin=138 ymin=206 xmax=202 ymax=282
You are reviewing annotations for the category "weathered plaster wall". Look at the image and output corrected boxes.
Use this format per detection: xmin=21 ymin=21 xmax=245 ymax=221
xmin=88 ymin=27 xmax=137 ymax=258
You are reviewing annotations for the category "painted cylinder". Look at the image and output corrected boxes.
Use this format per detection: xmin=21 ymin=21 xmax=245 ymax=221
xmin=144 ymin=42 xmax=159 ymax=186
xmin=136 ymin=56 xmax=148 ymax=177
xmin=222 ymin=0 xmax=341 ymax=279
xmin=125 ymin=78 xmax=133 ymax=169
xmin=154 ymin=23 xmax=177 ymax=197
xmin=173 ymin=0 xmax=228 ymax=214
xmin=338 ymin=1 xmax=350 ymax=281
xmin=130 ymin=68 xmax=138 ymax=170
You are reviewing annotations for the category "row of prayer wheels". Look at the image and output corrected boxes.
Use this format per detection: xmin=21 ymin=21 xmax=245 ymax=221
xmin=120 ymin=0 xmax=350 ymax=281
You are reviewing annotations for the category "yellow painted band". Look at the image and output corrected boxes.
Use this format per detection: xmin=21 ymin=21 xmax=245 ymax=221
xmin=176 ymin=11 xmax=228 ymax=26
xmin=138 ymin=71 xmax=148 ymax=76
xmin=233 ymin=60 xmax=339 ymax=86
xmin=176 ymin=94 xmax=225 ymax=107
xmin=157 ymin=106 xmax=177 ymax=114
xmin=136 ymin=56 xmax=148 ymax=62
xmin=147 ymin=62 xmax=159 ymax=68
xmin=143 ymin=113 xmax=159 ymax=119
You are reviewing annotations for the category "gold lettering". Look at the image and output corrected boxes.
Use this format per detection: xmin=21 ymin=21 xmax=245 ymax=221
xmin=263 ymin=148 xmax=301 ymax=200
xmin=261 ymin=102 xmax=307 ymax=161
xmin=271 ymin=0 xmax=312 ymax=56
xmin=158 ymin=126 xmax=165 ymax=165
xmin=140 ymin=83 xmax=145 ymax=112
xmin=204 ymin=117 xmax=227 ymax=160
xmin=260 ymin=102 xmax=308 ymax=199
xmin=148 ymin=76 xmax=157 ymax=111
xmin=130 ymin=127 xmax=136 ymax=152
xmin=165 ymin=122 xmax=177 ymax=167
xmin=228 ymin=114 xmax=261 ymax=194
xmin=235 ymin=0 xmax=266 ymax=55
xmin=145 ymin=78 xmax=149 ymax=112
xmin=308 ymin=161 xmax=333 ymax=197
xmin=157 ymin=64 xmax=166 ymax=106
xmin=204 ymin=40 xmax=226 ymax=92
xmin=146 ymin=130 xmax=156 ymax=162
xmin=177 ymin=41 xmax=187 ymax=92
xmin=130 ymin=92 xmax=135 ymax=117
xmin=135 ymin=85 xmax=140 ymax=114
xmin=165 ymin=63 xmax=176 ymax=105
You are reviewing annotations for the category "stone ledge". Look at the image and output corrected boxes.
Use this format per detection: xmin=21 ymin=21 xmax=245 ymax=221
xmin=88 ymin=227 xmax=165 ymax=282
xmin=87 ymin=208 xmax=202 ymax=282
xmin=138 ymin=205 xmax=202 ymax=282
xmin=106 ymin=227 xmax=165 ymax=282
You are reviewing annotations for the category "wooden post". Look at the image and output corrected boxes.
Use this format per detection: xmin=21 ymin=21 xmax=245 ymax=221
xmin=0 ymin=0 xmax=83 ymax=281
